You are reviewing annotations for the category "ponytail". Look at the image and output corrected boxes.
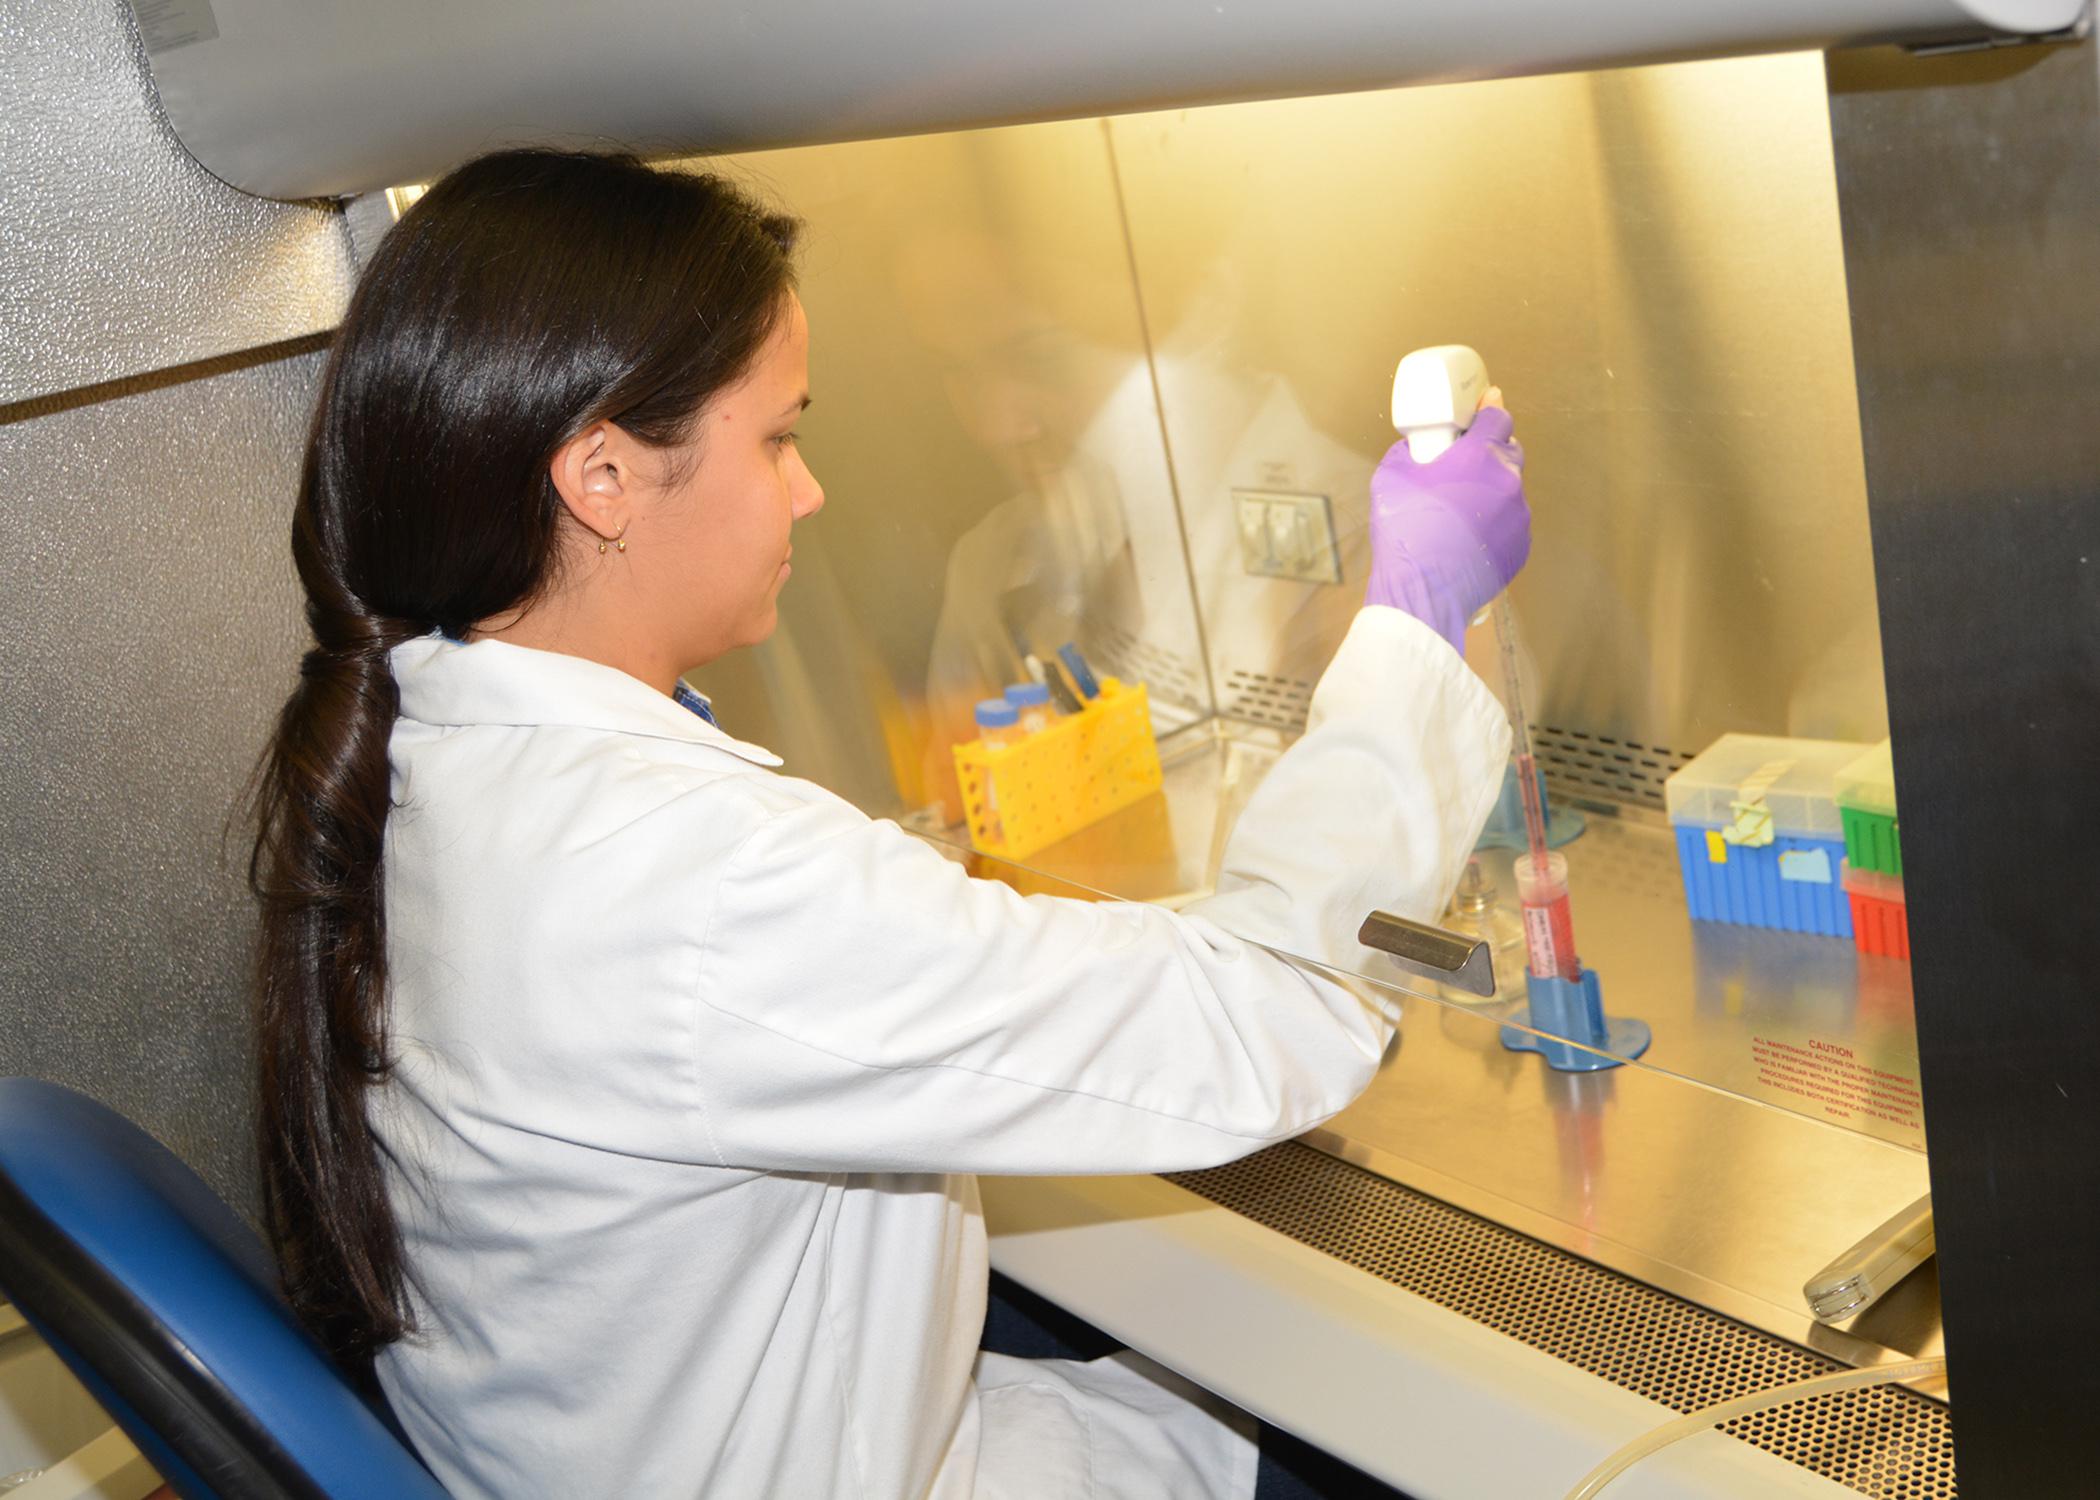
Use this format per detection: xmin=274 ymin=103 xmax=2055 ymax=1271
xmin=249 ymin=148 xmax=799 ymax=1360
xmin=250 ymin=598 xmax=416 ymax=1359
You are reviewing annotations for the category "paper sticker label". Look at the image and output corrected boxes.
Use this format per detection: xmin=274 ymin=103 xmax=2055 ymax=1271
xmin=1522 ymin=905 xmax=1563 ymax=977
xmin=131 ymin=0 xmax=218 ymax=55
xmin=1778 ymin=847 xmax=1833 ymax=884
xmin=1705 ymin=829 xmax=1728 ymax=865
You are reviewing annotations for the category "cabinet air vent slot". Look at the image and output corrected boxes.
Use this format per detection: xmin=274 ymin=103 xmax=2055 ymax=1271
xmin=1220 ymin=668 xmax=1315 ymax=731
xmin=1533 ymin=725 xmax=1695 ymax=812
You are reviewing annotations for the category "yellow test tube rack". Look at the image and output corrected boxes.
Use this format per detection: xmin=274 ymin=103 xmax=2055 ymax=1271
xmin=953 ymin=679 xmax=1164 ymax=861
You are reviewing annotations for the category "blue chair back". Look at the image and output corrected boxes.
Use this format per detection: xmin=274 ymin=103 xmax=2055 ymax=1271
xmin=0 ymin=1078 xmax=450 ymax=1500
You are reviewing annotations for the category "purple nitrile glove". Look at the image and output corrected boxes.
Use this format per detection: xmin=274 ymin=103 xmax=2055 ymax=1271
xmin=1364 ymin=405 xmax=1531 ymax=652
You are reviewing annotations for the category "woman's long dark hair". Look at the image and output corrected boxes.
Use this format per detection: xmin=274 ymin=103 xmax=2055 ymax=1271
xmin=249 ymin=149 xmax=799 ymax=1361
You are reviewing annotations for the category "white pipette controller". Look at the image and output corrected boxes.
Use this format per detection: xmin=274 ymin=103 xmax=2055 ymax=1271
xmin=1390 ymin=344 xmax=1489 ymax=462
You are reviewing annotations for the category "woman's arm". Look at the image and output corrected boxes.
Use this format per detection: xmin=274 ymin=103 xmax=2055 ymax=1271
xmin=685 ymin=604 xmax=1509 ymax=1177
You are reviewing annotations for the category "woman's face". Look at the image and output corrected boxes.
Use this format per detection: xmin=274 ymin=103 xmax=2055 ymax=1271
xmin=647 ymin=294 xmax=823 ymax=666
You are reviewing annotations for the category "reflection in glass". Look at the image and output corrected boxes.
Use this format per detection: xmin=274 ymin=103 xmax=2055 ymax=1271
xmin=683 ymin=54 xmax=1918 ymax=1159
xmin=659 ymin=53 xmax=1944 ymax=1371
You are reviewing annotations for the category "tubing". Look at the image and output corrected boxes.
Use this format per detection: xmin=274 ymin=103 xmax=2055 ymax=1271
xmin=1561 ymin=1357 xmax=1947 ymax=1500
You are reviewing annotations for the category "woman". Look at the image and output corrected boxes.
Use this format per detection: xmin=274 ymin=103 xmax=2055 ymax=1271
xmin=251 ymin=148 xmax=1525 ymax=1499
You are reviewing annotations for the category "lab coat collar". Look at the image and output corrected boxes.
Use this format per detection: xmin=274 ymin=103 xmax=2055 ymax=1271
xmin=389 ymin=635 xmax=785 ymax=767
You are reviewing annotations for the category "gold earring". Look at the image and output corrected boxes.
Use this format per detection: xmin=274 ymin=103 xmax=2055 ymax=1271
xmin=600 ymin=522 xmax=630 ymax=556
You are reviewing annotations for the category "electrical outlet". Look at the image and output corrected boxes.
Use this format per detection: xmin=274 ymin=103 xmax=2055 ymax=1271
xmin=1233 ymin=489 xmax=1342 ymax=584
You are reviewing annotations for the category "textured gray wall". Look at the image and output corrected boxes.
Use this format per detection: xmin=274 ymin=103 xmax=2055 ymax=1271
xmin=0 ymin=0 xmax=351 ymax=407
xmin=0 ymin=358 xmax=319 ymax=1211
xmin=1 ymin=0 xmax=348 ymax=1215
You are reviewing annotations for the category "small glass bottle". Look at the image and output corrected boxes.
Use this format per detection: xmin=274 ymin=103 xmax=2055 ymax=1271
xmin=1439 ymin=859 xmax=1528 ymax=1005
xmin=1004 ymin=681 xmax=1056 ymax=735
xmin=975 ymin=698 xmax=1022 ymax=750
xmin=973 ymin=699 xmax=1022 ymax=847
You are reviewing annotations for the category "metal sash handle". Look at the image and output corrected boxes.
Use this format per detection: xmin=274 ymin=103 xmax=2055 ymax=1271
xmin=1803 ymin=1191 xmax=1935 ymax=1323
xmin=1358 ymin=910 xmax=1497 ymax=998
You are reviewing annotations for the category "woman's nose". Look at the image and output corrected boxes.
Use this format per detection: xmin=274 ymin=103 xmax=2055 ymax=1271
xmin=793 ymin=459 xmax=825 ymax=520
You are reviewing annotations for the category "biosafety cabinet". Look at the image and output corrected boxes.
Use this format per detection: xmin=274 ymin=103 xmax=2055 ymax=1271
xmin=131 ymin=2 xmax=2100 ymax=1494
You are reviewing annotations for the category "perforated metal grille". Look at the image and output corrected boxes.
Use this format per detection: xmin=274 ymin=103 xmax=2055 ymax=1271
xmin=1221 ymin=667 xmax=1315 ymax=730
xmin=1166 ymin=1142 xmax=1955 ymax=1498
xmin=1187 ymin=700 xmax=1698 ymax=805
xmin=1533 ymin=725 xmax=1695 ymax=811
xmin=1086 ymin=622 xmax=1206 ymax=710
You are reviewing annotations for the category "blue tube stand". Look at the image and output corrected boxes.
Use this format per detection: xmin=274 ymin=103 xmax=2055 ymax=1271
xmin=1501 ymin=968 xmax=1651 ymax=1073
xmin=1474 ymin=762 xmax=1586 ymax=853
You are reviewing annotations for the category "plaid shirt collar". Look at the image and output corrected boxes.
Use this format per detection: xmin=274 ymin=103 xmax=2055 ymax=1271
xmin=671 ymin=680 xmax=718 ymax=727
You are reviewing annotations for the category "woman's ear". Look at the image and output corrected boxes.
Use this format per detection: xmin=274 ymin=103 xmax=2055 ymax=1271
xmin=548 ymin=423 xmax=632 ymax=544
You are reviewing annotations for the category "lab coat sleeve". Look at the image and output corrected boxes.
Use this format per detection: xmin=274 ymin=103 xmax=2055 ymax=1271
xmin=691 ymin=605 xmax=1510 ymax=1176
xmin=1191 ymin=606 xmax=1513 ymax=969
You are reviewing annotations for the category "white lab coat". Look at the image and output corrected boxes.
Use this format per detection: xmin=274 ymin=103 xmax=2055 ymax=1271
xmin=370 ymin=605 xmax=1509 ymax=1499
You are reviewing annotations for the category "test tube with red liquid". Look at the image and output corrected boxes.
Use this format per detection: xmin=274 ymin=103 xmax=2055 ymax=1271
xmin=1514 ymin=848 xmax=1581 ymax=982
